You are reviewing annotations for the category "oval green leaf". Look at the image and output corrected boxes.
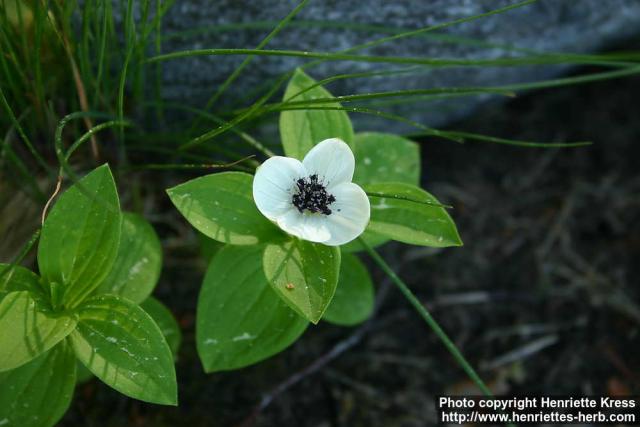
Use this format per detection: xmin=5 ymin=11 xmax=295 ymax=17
xmin=340 ymin=230 xmax=389 ymax=253
xmin=323 ymin=253 xmax=375 ymax=326
xmin=69 ymin=294 xmax=177 ymax=405
xmin=197 ymin=245 xmax=308 ymax=372
xmin=343 ymin=132 xmax=421 ymax=253
xmin=353 ymin=132 xmax=421 ymax=186
xmin=263 ymin=239 xmax=341 ymax=324
xmin=140 ymin=297 xmax=182 ymax=358
xmin=364 ymin=183 xmax=462 ymax=247
xmin=0 ymin=341 xmax=76 ymax=427
xmin=167 ymin=171 xmax=283 ymax=245
xmin=279 ymin=68 xmax=354 ymax=159
xmin=96 ymin=212 xmax=162 ymax=304
xmin=0 ymin=291 xmax=77 ymax=372
xmin=37 ymin=164 xmax=122 ymax=308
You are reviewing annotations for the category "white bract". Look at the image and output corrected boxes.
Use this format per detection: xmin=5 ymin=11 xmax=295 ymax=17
xmin=253 ymin=138 xmax=370 ymax=246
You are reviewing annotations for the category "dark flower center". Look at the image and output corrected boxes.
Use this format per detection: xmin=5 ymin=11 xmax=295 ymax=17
xmin=292 ymin=174 xmax=336 ymax=215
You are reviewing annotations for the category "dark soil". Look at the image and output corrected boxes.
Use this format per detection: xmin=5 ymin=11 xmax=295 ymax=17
xmin=58 ymin=47 xmax=640 ymax=426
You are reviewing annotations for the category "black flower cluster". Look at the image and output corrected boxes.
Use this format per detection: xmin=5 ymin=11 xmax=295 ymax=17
xmin=292 ymin=174 xmax=336 ymax=215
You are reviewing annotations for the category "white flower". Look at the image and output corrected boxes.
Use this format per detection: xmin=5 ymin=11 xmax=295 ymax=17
xmin=253 ymin=138 xmax=370 ymax=246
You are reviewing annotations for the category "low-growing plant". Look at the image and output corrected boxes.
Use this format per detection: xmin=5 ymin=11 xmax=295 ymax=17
xmin=0 ymin=165 xmax=180 ymax=426
xmin=168 ymin=69 xmax=462 ymax=372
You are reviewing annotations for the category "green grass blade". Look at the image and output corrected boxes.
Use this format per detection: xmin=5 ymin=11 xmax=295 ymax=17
xmin=196 ymin=0 xmax=310 ymax=120
xmin=181 ymin=72 xmax=292 ymax=150
xmin=342 ymin=0 xmax=537 ymax=55
xmin=146 ymin=48 xmax=634 ymax=69
xmin=0 ymin=87 xmax=51 ymax=174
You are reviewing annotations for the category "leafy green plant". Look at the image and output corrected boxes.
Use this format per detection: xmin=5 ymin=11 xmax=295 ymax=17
xmin=0 ymin=164 xmax=179 ymax=427
xmin=2 ymin=0 xmax=640 ymax=425
xmin=169 ymin=69 xmax=460 ymax=373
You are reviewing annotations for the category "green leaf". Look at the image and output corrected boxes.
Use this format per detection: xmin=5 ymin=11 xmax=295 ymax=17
xmin=167 ymin=171 xmax=283 ymax=245
xmin=0 ymin=291 xmax=77 ymax=372
xmin=364 ymin=183 xmax=462 ymax=247
xmin=323 ymin=254 xmax=375 ymax=326
xmin=96 ymin=213 xmax=162 ymax=304
xmin=340 ymin=230 xmax=389 ymax=254
xmin=0 ymin=341 xmax=76 ymax=427
xmin=279 ymin=68 xmax=354 ymax=159
xmin=263 ymin=239 xmax=340 ymax=324
xmin=37 ymin=164 xmax=122 ymax=308
xmin=69 ymin=294 xmax=177 ymax=405
xmin=0 ymin=264 xmax=45 ymax=302
xmin=141 ymin=297 xmax=182 ymax=358
xmin=353 ymin=132 xmax=421 ymax=186
xmin=343 ymin=132 xmax=421 ymax=253
xmin=197 ymin=245 xmax=308 ymax=372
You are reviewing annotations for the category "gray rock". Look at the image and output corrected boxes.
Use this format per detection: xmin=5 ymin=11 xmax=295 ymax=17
xmin=151 ymin=0 xmax=640 ymax=132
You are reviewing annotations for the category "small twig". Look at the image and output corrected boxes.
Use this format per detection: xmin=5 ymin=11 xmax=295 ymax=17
xmin=536 ymin=191 xmax=575 ymax=259
xmin=41 ymin=173 xmax=62 ymax=225
xmin=323 ymin=368 xmax=383 ymax=399
xmin=481 ymin=335 xmax=559 ymax=371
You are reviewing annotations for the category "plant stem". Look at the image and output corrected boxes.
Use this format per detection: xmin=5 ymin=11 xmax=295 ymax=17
xmin=360 ymin=238 xmax=493 ymax=397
